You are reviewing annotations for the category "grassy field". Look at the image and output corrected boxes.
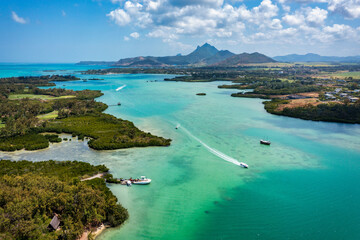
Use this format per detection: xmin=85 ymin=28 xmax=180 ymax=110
xmin=316 ymin=71 xmax=360 ymax=79
xmin=37 ymin=110 xmax=59 ymax=120
xmin=329 ymin=71 xmax=360 ymax=78
xmin=9 ymin=94 xmax=76 ymax=100
xmin=278 ymin=78 xmax=295 ymax=82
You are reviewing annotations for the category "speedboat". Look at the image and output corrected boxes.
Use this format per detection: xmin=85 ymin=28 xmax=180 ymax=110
xmin=260 ymin=139 xmax=271 ymax=145
xmin=240 ymin=162 xmax=248 ymax=168
xmin=132 ymin=176 xmax=152 ymax=185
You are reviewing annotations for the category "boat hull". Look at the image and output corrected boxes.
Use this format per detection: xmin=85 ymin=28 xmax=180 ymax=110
xmin=132 ymin=179 xmax=151 ymax=185
xmin=240 ymin=162 xmax=248 ymax=168
xmin=260 ymin=140 xmax=271 ymax=145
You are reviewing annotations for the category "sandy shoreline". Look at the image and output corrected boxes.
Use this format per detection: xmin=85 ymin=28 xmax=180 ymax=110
xmin=79 ymin=224 xmax=107 ymax=240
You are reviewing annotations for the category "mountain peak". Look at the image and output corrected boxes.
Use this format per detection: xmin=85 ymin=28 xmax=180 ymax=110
xmin=185 ymin=43 xmax=219 ymax=63
xmin=201 ymin=42 xmax=212 ymax=47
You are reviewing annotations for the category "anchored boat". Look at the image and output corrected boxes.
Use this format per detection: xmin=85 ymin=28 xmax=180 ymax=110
xmin=260 ymin=139 xmax=271 ymax=145
xmin=132 ymin=176 xmax=151 ymax=185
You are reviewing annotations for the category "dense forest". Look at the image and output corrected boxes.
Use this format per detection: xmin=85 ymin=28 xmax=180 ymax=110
xmin=221 ymin=79 xmax=321 ymax=96
xmin=0 ymin=160 xmax=128 ymax=240
xmin=0 ymin=75 xmax=79 ymax=85
xmin=264 ymin=100 xmax=360 ymax=123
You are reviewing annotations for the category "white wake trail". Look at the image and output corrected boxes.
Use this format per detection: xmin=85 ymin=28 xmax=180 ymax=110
xmin=180 ymin=126 xmax=241 ymax=166
xmin=116 ymin=85 xmax=127 ymax=91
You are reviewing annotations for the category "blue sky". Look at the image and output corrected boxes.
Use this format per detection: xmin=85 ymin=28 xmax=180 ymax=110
xmin=1 ymin=0 xmax=360 ymax=62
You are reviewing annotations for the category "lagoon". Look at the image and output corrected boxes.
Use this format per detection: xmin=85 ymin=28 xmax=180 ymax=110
xmin=1 ymin=64 xmax=360 ymax=240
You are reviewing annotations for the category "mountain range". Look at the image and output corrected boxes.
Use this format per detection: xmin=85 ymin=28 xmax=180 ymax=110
xmin=77 ymin=43 xmax=275 ymax=67
xmin=78 ymin=44 xmax=360 ymax=66
xmin=273 ymin=53 xmax=360 ymax=63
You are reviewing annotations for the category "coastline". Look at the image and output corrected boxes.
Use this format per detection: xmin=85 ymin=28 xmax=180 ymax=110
xmin=79 ymin=223 xmax=107 ymax=240
xmin=0 ymin=134 xmax=89 ymax=154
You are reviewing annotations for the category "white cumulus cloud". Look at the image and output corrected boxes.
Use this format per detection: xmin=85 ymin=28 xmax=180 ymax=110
xmin=130 ymin=32 xmax=140 ymax=38
xmin=107 ymin=0 xmax=360 ymax=49
xmin=107 ymin=9 xmax=131 ymax=26
xmin=306 ymin=7 xmax=327 ymax=26
xmin=277 ymin=0 xmax=360 ymax=18
xmin=282 ymin=7 xmax=327 ymax=27
xmin=282 ymin=12 xmax=305 ymax=25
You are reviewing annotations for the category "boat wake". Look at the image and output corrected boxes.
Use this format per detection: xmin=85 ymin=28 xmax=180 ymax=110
xmin=180 ymin=126 xmax=241 ymax=166
xmin=116 ymin=85 xmax=127 ymax=91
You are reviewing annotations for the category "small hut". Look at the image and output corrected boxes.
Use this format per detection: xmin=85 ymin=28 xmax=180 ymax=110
xmin=48 ymin=214 xmax=60 ymax=231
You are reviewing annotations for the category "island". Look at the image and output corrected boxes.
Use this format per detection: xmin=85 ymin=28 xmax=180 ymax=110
xmin=0 ymin=160 xmax=128 ymax=240
xmin=0 ymin=75 xmax=171 ymax=151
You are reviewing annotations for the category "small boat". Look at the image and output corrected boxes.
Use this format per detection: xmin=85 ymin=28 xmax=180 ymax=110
xmin=260 ymin=139 xmax=271 ymax=145
xmin=117 ymin=102 xmax=121 ymax=106
xmin=132 ymin=176 xmax=151 ymax=185
xmin=175 ymin=124 xmax=180 ymax=130
xmin=126 ymin=180 xmax=132 ymax=187
xmin=240 ymin=162 xmax=248 ymax=168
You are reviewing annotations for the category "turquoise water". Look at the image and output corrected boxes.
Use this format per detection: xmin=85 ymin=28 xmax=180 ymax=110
xmin=0 ymin=63 xmax=110 ymax=78
xmin=1 ymin=64 xmax=360 ymax=239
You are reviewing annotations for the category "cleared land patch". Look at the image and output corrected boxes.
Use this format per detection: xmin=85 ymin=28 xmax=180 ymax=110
xmin=37 ymin=110 xmax=59 ymax=120
xmin=276 ymin=98 xmax=321 ymax=111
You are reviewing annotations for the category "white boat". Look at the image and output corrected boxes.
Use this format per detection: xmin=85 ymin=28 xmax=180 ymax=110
xmin=132 ymin=176 xmax=152 ymax=185
xmin=239 ymin=162 xmax=248 ymax=168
